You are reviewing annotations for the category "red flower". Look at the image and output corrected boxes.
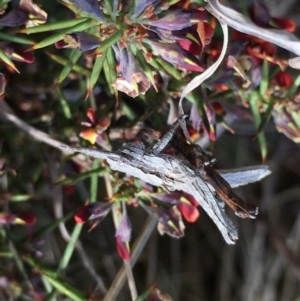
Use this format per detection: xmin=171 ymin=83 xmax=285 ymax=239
xmin=157 ymin=206 xmax=185 ymax=238
xmin=0 ymin=211 xmax=36 ymax=225
xmin=274 ymin=71 xmax=293 ymax=88
xmin=116 ymin=236 xmax=130 ymax=261
xmin=152 ymin=191 xmax=199 ymax=223
xmin=80 ymin=108 xmax=111 ymax=146
xmin=178 ymin=22 xmax=214 ymax=55
xmin=115 ymin=212 xmax=132 ymax=260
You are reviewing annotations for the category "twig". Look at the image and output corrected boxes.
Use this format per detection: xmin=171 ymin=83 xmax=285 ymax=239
xmin=103 ymin=217 xmax=157 ymax=301
xmin=105 ymin=173 xmax=138 ymax=301
xmin=205 ymin=0 xmax=300 ymax=62
xmin=0 ymin=100 xmax=64 ymax=151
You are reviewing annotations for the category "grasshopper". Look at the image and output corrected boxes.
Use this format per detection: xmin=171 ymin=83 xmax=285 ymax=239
xmin=61 ymin=115 xmax=270 ymax=244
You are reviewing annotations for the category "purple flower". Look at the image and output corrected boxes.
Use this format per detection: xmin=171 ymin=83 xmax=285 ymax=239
xmin=142 ymin=9 xmax=207 ymax=31
xmin=144 ymin=39 xmax=204 ymax=72
xmin=0 ymin=0 xmax=47 ymax=27
xmin=74 ymin=202 xmax=113 ymax=223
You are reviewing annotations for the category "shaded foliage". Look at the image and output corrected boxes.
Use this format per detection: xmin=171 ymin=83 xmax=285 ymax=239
xmin=0 ymin=0 xmax=300 ymax=300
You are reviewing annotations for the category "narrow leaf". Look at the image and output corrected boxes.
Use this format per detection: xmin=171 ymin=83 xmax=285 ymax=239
xmin=0 ymin=48 xmax=19 ymax=73
xmin=287 ymin=72 xmax=300 ymax=97
xmin=47 ymin=52 xmax=91 ymax=77
xmin=28 ymin=19 xmax=96 ymax=50
xmin=32 ymin=212 xmax=73 ymax=241
xmin=9 ymin=194 xmax=34 ymax=202
xmin=90 ymin=159 xmax=100 ymax=203
xmin=155 ymin=57 xmax=181 ymax=80
xmin=0 ymin=32 xmax=34 ymax=45
xmin=103 ymin=47 xmax=117 ymax=94
xmin=260 ymin=59 xmax=269 ymax=95
xmin=291 ymin=110 xmax=300 ymax=130
xmin=134 ymin=286 xmax=153 ymax=301
xmin=57 ymin=88 xmax=72 ymax=119
xmin=55 ymin=166 xmax=106 ymax=185
xmin=57 ymin=224 xmax=83 ymax=272
xmin=18 ymin=18 xmax=89 ymax=34
xmin=257 ymin=97 xmax=276 ymax=134
xmin=86 ymin=54 xmax=106 ymax=99
xmin=56 ymin=49 xmax=82 ymax=85
xmin=249 ymin=92 xmax=267 ymax=162
xmin=95 ymin=29 xmax=123 ymax=55
xmin=44 ymin=271 xmax=86 ymax=301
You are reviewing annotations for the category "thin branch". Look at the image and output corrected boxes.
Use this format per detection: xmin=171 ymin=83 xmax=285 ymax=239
xmin=205 ymin=0 xmax=300 ymax=60
xmin=103 ymin=217 xmax=157 ymax=301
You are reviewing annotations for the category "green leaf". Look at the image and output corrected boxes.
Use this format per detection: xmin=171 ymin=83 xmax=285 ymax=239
xmin=105 ymin=47 xmax=117 ymax=82
xmin=18 ymin=18 xmax=89 ymax=34
xmin=39 ymin=265 xmax=86 ymax=301
xmin=155 ymin=57 xmax=181 ymax=80
xmin=25 ymin=256 xmax=59 ymax=278
xmin=287 ymin=72 xmax=300 ymax=97
xmin=260 ymin=59 xmax=269 ymax=96
xmin=56 ymin=50 xmax=82 ymax=85
xmin=57 ymin=224 xmax=83 ymax=272
xmin=86 ymin=54 xmax=106 ymax=98
xmin=58 ymin=160 xmax=102 ymax=275
xmin=0 ymin=0 xmax=10 ymax=7
xmin=9 ymin=194 xmax=34 ymax=202
xmin=29 ymin=19 xmax=97 ymax=50
xmin=55 ymin=166 xmax=106 ymax=185
xmin=257 ymin=97 xmax=276 ymax=134
xmin=134 ymin=286 xmax=153 ymax=301
xmin=31 ymin=212 xmax=73 ymax=241
xmin=103 ymin=47 xmax=117 ymax=94
xmin=249 ymin=92 xmax=267 ymax=162
xmin=95 ymin=29 xmax=123 ymax=54
xmin=57 ymin=88 xmax=72 ymax=119
xmin=103 ymin=0 xmax=112 ymax=15
xmin=0 ymin=48 xmax=19 ymax=73
xmin=122 ymin=100 xmax=138 ymax=120
xmin=130 ymin=44 xmax=156 ymax=91
xmin=90 ymin=158 xmax=100 ymax=203
xmin=0 ymin=32 xmax=34 ymax=45
xmin=44 ymin=273 xmax=86 ymax=301
xmin=291 ymin=110 xmax=300 ymax=129
xmin=47 ymin=53 xmax=91 ymax=77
